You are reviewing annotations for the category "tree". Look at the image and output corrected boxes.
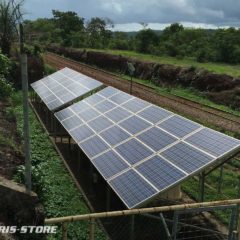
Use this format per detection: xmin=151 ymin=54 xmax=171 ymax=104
xmin=86 ymin=17 xmax=113 ymax=48
xmin=0 ymin=0 xmax=24 ymax=55
xmin=135 ymin=29 xmax=159 ymax=53
xmin=52 ymin=10 xmax=84 ymax=46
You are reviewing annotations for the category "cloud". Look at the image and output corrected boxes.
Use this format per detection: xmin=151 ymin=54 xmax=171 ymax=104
xmin=24 ymin=0 xmax=240 ymax=28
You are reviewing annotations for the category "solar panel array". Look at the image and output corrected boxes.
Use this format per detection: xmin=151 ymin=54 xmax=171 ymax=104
xmin=55 ymin=86 xmax=240 ymax=209
xmin=31 ymin=67 xmax=103 ymax=111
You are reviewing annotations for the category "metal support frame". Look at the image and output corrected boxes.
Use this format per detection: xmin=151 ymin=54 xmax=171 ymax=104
xmin=199 ymin=171 xmax=205 ymax=202
xmin=106 ymin=186 xmax=111 ymax=211
xmin=172 ymin=204 xmax=239 ymax=240
xmin=129 ymin=215 xmax=135 ymax=240
xmin=172 ymin=211 xmax=179 ymax=240
xmin=159 ymin=213 xmax=172 ymax=240
xmin=218 ymin=165 xmax=224 ymax=194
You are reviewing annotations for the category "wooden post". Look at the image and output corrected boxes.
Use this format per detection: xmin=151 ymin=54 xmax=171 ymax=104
xmin=89 ymin=219 xmax=95 ymax=240
xmin=62 ymin=222 xmax=68 ymax=240
xmin=218 ymin=166 xmax=224 ymax=194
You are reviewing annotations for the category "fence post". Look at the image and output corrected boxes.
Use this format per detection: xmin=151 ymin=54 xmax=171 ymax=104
xmin=62 ymin=222 xmax=68 ymax=240
xmin=129 ymin=215 xmax=135 ymax=240
xmin=89 ymin=218 xmax=95 ymax=240
xmin=199 ymin=172 xmax=205 ymax=202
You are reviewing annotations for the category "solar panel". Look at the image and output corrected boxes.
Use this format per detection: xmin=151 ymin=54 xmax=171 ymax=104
xmin=109 ymin=169 xmax=157 ymax=209
xmin=88 ymin=115 xmax=114 ymax=133
xmin=79 ymin=135 xmax=109 ymax=158
xmin=185 ymin=128 xmax=240 ymax=157
xmin=105 ymin=107 xmax=132 ymax=123
xmin=137 ymin=105 xmax=173 ymax=124
xmin=135 ymin=155 xmax=186 ymax=191
xmin=158 ymin=115 xmax=201 ymax=138
xmin=137 ymin=127 xmax=178 ymax=152
xmin=119 ymin=116 xmax=151 ymax=135
xmin=55 ymin=86 xmax=240 ymax=209
xmin=100 ymin=125 xmax=131 ymax=146
xmin=92 ymin=150 xmax=129 ymax=179
xmin=31 ymin=67 xmax=103 ymax=111
xmin=161 ymin=142 xmax=214 ymax=174
xmin=115 ymin=139 xmax=153 ymax=165
xmin=122 ymin=98 xmax=150 ymax=113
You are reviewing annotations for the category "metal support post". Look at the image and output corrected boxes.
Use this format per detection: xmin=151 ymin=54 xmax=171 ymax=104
xmin=172 ymin=211 xmax=179 ymax=240
xmin=218 ymin=165 xmax=224 ymax=194
xmin=199 ymin=171 xmax=205 ymax=202
xmin=106 ymin=186 xmax=111 ymax=211
xmin=160 ymin=213 xmax=172 ymax=240
xmin=129 ymin=215 xmax=135 ymax=240
xmin=20 ymin=22 xmax=31 ymax=195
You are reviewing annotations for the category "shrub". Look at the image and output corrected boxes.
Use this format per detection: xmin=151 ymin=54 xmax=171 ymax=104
xmin=0 ymin=76 xmax=14 ymax=99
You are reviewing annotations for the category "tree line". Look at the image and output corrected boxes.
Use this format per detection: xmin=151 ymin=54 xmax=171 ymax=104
xmin=4 ymin=8 xmax=240 ymax=65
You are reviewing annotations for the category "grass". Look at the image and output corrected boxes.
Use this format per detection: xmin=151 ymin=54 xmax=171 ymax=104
xmin=12 ymin=92 xmax=106 ymax=240
xmin=84 ymin=48 xmax=240 ymax=78
xmin=116 ymin=73 xmax=240 ymax=117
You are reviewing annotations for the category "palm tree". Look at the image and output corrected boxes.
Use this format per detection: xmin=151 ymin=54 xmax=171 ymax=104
xmin=0 ymin=0 xmax=24 ymax=55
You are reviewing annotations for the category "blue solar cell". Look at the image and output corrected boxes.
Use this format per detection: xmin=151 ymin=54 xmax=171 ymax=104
xmin=138 ymin=105 xmax=172 ymax=124
xmin=185 ymin=128 xmax=240 ymax=157
xmin=88 ymin=116 xmax=113 ymax=133
xmin=135 ymin=155 xmax=186 ymax=191
xmin=92 ymin=150 xmax=129 ymax=179
xmin=98 ymin=87 xmax=119 ymax=98
xmin=79 ymin=135 xmax=109 ymax=158
xmin=59 ymin=92 xmax=76 ymax=102
xmin=161 ymin=142 xmax=214 ymax=174
xmin=84 ymin=94 xmax=105 ymax=105
xmin=31 ymin=67 xmax=103 ymax=111
xmin=43 ymin=94 xmax=57 ymax=104
xmin=78 ymin=108 xmax=100 ymax=122
xmin=109 ymin=169 xmax=157 ymax=209
xmin=100 ymin=126 xmax=131 ymax=146
xmin=122 ymin=98 xmax=150 ymax=113
xmin=70 ymin=101 xmax=90 ymax=114
xmin=68 ymin=86 xmax=89 ymax=96
xmin=47 ymin=99 xmax=63 ymax=111
xmin=115 ymin=139 xmax=153 ymax=165
xmin=69 ymin=124 xmax=95 ymax=143
xmin=62 ymin=115 xmax=83 ymax=131
xmin=137 ymin=127 xmax=178 ymax=151
xmin=94 ymin=100 xmax=117 ymax=113
xmin=55 ymin=108 xmax=74 ymax=121
xmin=158 ymin=115 xmax=201 ymax=138
xmin=109 ymin=92 xmax=133 ymax=105
xmin=105 ymin=107 xmax=132 ymax=123
xmin=119 ymin=116 xmax=151 ymax=135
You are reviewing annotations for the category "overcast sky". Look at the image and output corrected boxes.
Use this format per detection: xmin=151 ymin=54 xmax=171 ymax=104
xmin=24 ymin=0 xmax=240 ymax=31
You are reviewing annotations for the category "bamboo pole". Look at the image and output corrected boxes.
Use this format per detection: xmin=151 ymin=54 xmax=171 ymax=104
xmin=62 ymin=222 xmax=68 ymax=240
xmin=45 ymin=199 xmax=240 ymax=224
xmin=89 ymin=219 xmax=95 ymax=240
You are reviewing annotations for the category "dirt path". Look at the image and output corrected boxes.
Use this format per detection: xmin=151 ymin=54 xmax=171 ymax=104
xmin=44 ymin=52 xmax=240 ymax=135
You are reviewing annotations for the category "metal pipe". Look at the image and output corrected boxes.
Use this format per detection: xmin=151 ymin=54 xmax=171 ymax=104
xmin=45 ymin=199 xmax=240 ymax=224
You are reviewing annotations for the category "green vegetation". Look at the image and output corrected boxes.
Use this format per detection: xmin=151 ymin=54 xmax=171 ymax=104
xmin=119 ymin=74 xmax=240 ymax=116
xmin=88 ymin=49 xmax=240 ymax=78
xmin=0 ymin=53 xmax=13 ymax=99
xmin=0 ymin=0 xmax=23 ymax=55
xmin=24 ymin=11 xmax=240 ymax=66
xmin=12 ymin=92 xmax=106 ymax=240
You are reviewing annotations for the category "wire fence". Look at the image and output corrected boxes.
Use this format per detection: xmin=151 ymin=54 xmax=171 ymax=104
xmin=45 ymin=199 xmax=240 ymax=240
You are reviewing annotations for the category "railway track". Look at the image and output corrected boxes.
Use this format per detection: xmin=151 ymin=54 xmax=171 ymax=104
xmin=44 ymin=52 xmax=240 ymax=134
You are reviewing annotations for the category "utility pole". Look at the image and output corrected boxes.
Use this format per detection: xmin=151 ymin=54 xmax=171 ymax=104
xmin=19 ymin=23 xmax=31 ymax=195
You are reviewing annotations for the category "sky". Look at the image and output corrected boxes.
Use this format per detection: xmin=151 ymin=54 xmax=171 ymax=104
xmin=24 ymin=0 xmax=240 ymax=31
